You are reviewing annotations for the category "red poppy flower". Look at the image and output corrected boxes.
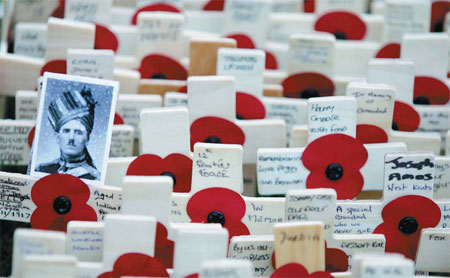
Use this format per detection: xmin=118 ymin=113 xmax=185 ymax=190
xmin=356 ymin=124 xmax=388 ymax=144
xmin=431 ymin=1 xmax=450 ymax=32
xmin=28 ymin=126 xmax=35 ymax=148
xmin=226 ymin=33 xmax=256 ymax=49
xmin=374 ymin=195 xmax=441 ymax=260
xmin=413 ymin=76 xmax=450 ymax=105
xmin=178 ymin=85 xmax=187 ymax=93
xmin=95 ymin=24 xmax=118 ymax=52
xmin=190 ymin=116 xmax=245 ymax=151
xmin=203 ymin=0 xmax=225 ymax=11
xmin=138 ymin=54 xmax=188 ymax=80
xmin=270 ymin=263 xmax=333 ymax=278
xmin=375 ymin=43 xmax=401 ymax=59
xmin=325 ymin=242 xmax=348 ymax=272
xmin=314 ymin=11 xmax=366 ymax=40
xmin=236 ymin=92 xmax=266 ymax=120
xmin=98 ymin=253 xmax=169 ymax=278
xmin=186 ymin=187 xmax=250 ymax=240
xmin=282 ymin=73 xmax=335 ymax=99
xmin=126 ymin=153 xmax=192 ymax=193
xmin=185 ymin=274 xmax=199 ymax=278
xmin=30 ymin=174 xmax=97 ymax=231
xmin=265 ymin=50 xmax=278 ymax=70
xmin=40 ymin=60 xmax=67 ymax=76
xmin=392 ymin=101 xmax=420 ymax=132
xmin=155 ymin=222 xmax=174 ymax=268
xmin=302 ymin=134 xmax=368 ymax=200
xmin=303 ymin=0 xmax=315 ymax=13
xmin=114 ymin=113 xmax=124 ymax=125
xmin=272 ymin=242 xmax=348 ymax=273
xmin=131 ymin=3 xmax=182 ymax=25
xmin=50 ymin=0 xmax=65 ymax=18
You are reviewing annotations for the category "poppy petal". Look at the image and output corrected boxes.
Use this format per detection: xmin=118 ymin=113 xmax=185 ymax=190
xmin=282 ymin=73 xmax=335 ymax=99
xmin=413 ymin=76 xmax=450 ymax=105
xmin=155 ymin=222 xmax=174 ymax=268
xmin=50 ymin=0 xmax=65 ymax=18
xmin=178 ymin=85 xmax=187 ymax=93
xmin=356 ymin=124 xmax=388 ymax=144
xmin=99 ymin=253 xmax=169 ymax=277
xmin=325 ymin=246 xmax=348 ymax=272
xmin=265 ymin=50 xmax=278 ymax=70
xmin=302 ymin=134 xmax=368 ymax=200
xmin=190 ymin=117 xmax=245 ymax=151
xmin=270 ymin=263 xmax=309 ymax=277
xmin=131 ymin=3 xmax=182 ymax=25
xmin=431 ymin=1 xmax=450 ymax=32
xmin=184 ymin=274 xmax=199 ymax=278
xmin=226 ymin=33 xmax=256 ymax=49
xmin=375 ymin=43 xmax=401 ymax=59
xmin=311 ymin=272 xmax=333 ymax=277
xmin=236 ymin=92 xmax=266 ymax=120
xmin=127 ymin=153 xmax=193 ymax=193
xmin=41 ymin=60 xmax=67 ymax=76
xmin=28 ymin=126 xmax=35 ymax=148
xmin=315 ymin=11 xmax=366 ymax=40
xmin=31 ymin=174 xmax=92 ymax=206
xmin=374 ymin=195 xmax=441 ymax=260
xmin=203 ymin=0 xmax=225 ymax=11
xmin=138 ymin=54 xmax=188 ymax=80
xmin=95 ymin=24 xmax=119 ymax=52
xmin=114 ymin=113 xmax=124 ymax=125
xmin=392 ymin=101 xmax=420 ymax=132
xmin=186 ymin=187 xmax=249 ymax=240
xmin=303 ymin=0 xmax=315 ymax=13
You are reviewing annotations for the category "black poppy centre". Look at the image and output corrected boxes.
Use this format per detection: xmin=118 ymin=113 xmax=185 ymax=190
xmin=392 ymin=121 xmax=399 ymax=131
xmin=236 ymin=113 xmax=244 ymax=120
xmin=160 ymin=171 xmax=177 ymax=187
xmin=299 ymin=88 xmax=320 ymax=99
xmin=204 ymin=136 xmax=222 ymax=144
xmin=53 ymin=196 xmax=72 ymax=215
xmin=413 ymin=96 xmax=430 ymax=105
xmin=333 ymin=31 xmax=347 ymax=40
xmin=325 ymin=163 xmax=344 ymax=181
xmin=398 ymin=216 xmax=418 ymax=235
xmin=207 ymin=210 xmax=226 ymax=226
xmin=151 ymin=73 xmax=167 ymax=79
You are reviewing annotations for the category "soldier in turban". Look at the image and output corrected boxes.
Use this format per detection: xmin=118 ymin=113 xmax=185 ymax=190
xmin=36 ymin=87 xmax=100 ymax=180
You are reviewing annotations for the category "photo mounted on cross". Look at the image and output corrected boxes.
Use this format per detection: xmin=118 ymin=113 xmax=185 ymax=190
xmin=29 ymin=72 xmax=119 ymax=186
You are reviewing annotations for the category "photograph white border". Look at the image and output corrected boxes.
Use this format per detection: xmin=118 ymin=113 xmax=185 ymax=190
xmin=29 ymin=72 xmax=119 ymax=186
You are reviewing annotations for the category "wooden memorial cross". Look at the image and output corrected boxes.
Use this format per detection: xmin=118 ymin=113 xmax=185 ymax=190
xmin=367 ymin=58 xmax=442 ymax=155
xmin=173 ymin=227 xmax=229 ymax=278
xmin=189 ymin=37 xmax=237 ymax=76
xmin=21 ymin=254 xmax=77 ymax=278
xmin=352 ymin=253 xmax=415 ymax=278
xmin=14 ymin=22 xmax=47 ymax=58
xmin=434 ymin=156 xmax=450 ymax=200
xmin=0 ymin=120 xmax=35 ymax=170
xmin=104 ymin=106 xmax=191 ymax=187
xmin=400 ymin=33 xmax=450 ymax=153
xmin=346 ymin=81 xmax=395 ymax=144
xmin=281 ymin=32 xmax=336 ymax=99
xmin=376 ymin=0 xmax=431 ymax=58
xmin=11 ymin=228 xmax=66 ymax=278
xmin=45 ymin=17 xmax=95 ymax=69
xmin=222 ymin=0 xmax=273 ymax=49
xmin=284 ymin=189 xmax=385 ymax=271
xmin=199 ymin=258 xmax=253 ymax=278
xmin=66 ymin=49 xmax=115 ymax=80
xmin=187 ymin=75 xmax=286 ymax=195
xmin=164 ymin=91 xmax=188 ymax=107
xmin=136 ymin=11 xmax=188 ymax=96
xmin=273 ymin=221 xmax=325 ymax=273
xmin=0 ymin=53 xmax=44 ymax=96
xmin=416 ymin=228 xmax=450 ymax=274
xmin=64 ymin=0 xmax=113 ymax=26
xmin=15 ymin=90 xmax=39 ymax=121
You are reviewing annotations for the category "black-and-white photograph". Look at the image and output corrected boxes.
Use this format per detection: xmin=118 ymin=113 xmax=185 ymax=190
xmin=30 ymin=72 xmax=119 ymax=185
